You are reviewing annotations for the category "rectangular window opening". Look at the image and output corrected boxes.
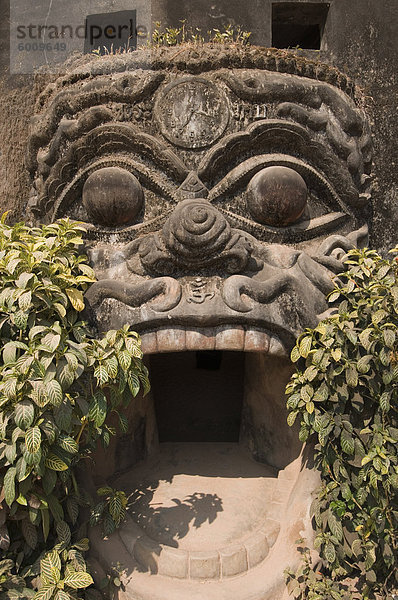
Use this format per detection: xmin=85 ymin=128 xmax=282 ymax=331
xmin=84 ymin=10 xmax=137 ymax=55
xmin=272 ymin=2 xmax=329 ymax=50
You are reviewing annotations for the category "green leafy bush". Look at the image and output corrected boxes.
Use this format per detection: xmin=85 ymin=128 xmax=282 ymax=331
xmin=286 ymin=248 xmax=398 ymax=600
xmin=89 ymin=487 xmax=128 ymax=537
xmin=0 ymin=217 xmax=149 ymax=599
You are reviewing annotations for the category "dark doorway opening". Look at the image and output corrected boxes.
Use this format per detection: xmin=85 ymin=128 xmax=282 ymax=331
xmin=272 ymin=3 xmax=329 ymax=49
xmin=150 ymin=351 xmax=244 ymax=443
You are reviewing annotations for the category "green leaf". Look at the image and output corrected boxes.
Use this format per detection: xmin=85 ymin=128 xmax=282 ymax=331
xmin=66 ymin=496 xmax=79 ymax=524
xmin=64 ymin=572 xmax=93 ymax=589
xmin=56 ymin=520 xmax=71 ymax=545
xmin=41 ymin=507 xmax=50 ymax=541
xmin=47 ymin=494 xmax=64 ymax=523
xmin=94 ymin=365 xmax=109 ymax=386
xmin=299 ymin=335 xmax=312 ymax=359
xmin=306 ymin=401 xmax=315 ymax=414
xmin=357 ymin=354 xmax=372 ymax=373
xmin=33 ymin=585 xmax=56 ymax=600
xmin=328 ymin=291 xmax=340 ymax=303
xmin=359 ymin=328 xmax=373 ymax=350
xmin=383 ymin=328 xmax=396 ymax=348
xmin=324 ymin=542 xmax=336 ymax=564
xmin=57 ymin=434 xmax=78 ymax=454
xmin=372 ymin=309 xmax=388 ymax=325
xmin=66 ymin=288 xmax=85 ymax=312
xmin=4 ymin=467 xmax=16 ymax=506
xmin=25 ymin=426 xmax=41 ymax=453
xmin=290 ymin=345 xmax=301 ymax=363
xmin=21 ymin=518 xmax=38 ymax=549
xmin=14 ymin=310 xmax=29 ymax=330
xmin=341 ymin=430 xmax=355 ymax=455
xmin=351 ymin=538 xmax=363 ymax=557
xmin=18 ymin=290 xmax=32 ymax=311
xmin=5 ymin=442 xmax=17 ymax=464
xmin=345 ymin=366 xmax=358 ymax=388
xmin=58 ymin=364 xmax=75 ymax=389
xmin=327 ymin=510 xmax=343 ymax=541
xmin=45 ymin=454 xmax=69 ymax=472
xmin=96 ymin=486 xmax=113 ymax=497
xmin=89 ymin=391 xmax=107 ymax=427
xmin=331 ymin=348 xmax=342 ymax=361
xmin=117 ymin=350 xmax=132 ymax=372
xmin=379 ymin=391 xmax=391 ymax=412
xmin=73 ymin=538 xmax=89 ymax=551
xmin=41 ymin=552 xmax=61 ymax=585
xmin=118 ymin=412 xmax=129 ymax=433
xmin=55 ymin=591 xmax=71 ymax=600
xmin=128 ymin=371 xmax=140 ymax=397
xmin=54 ymin=400 xmax=72 ymax=430
xmin=46 ymin=380 xmax=63 ymax=407
xmin=3 ymin=377 xmax=19 ymax=401
xmin=68 ymin=549 xmax=86 ymax=573
xmin=3 ymin=342 xmax=17 ymax=365
xmin=109 ymin=494 xmax=123 ymax=522
xmin=105 ymin=355 xmax=118 ymax=379
xmin=53 ymin=303 xmax=67 ymax=318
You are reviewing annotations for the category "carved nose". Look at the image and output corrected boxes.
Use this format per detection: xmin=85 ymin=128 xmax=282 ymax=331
xmin=162 ymin=198 xmax=232 ymax=262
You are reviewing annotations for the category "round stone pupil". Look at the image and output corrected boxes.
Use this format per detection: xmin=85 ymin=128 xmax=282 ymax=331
xmin=82 ymin=166 xmax=143 ymax=227
xmin=247 ymin=166 xmax=308 ymax=227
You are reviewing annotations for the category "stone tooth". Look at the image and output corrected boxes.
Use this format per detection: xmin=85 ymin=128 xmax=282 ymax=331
xmin=268 ymin=335 xmax=288 ymax=357
xmin=140 ymin=332 xmax=158 ymax=355
xmin=185 ymin=328 xmax=216 ymax=350
xmin=244 ymin=328 xmax=271 ymax=352
xmin=156 ymin=328 xmax=186 ymax=352
xmin=215 ymin=326 xmax=245 ymax=350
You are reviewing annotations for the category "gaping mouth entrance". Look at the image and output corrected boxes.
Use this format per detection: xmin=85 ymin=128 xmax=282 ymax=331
xmin=152 ymin=351 xmax=244 ymax=443
xmin=89 ymin=346 xmax=317 ymax=599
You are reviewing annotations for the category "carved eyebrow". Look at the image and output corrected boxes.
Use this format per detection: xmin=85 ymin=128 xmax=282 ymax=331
xmin=28 ymin=71 xmax=166 ymax=174
xmin=35 ymin=124 xmax=189 ymax=220
xmin=207 ymin=153 xmax=348 ymax=216
xmin=199 ymin=121 xmax=361 ymax=208
xmin=216 ymin=70 xmax=365 ymax=136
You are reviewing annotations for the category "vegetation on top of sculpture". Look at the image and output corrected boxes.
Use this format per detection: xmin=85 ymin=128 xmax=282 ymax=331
xmin=90 ymin=21 xmax=252 ymax=55
xmin=286 ymin=247 xmax=398 ymax=600
xmin=0 ymin=216 xmax=150 ymax=600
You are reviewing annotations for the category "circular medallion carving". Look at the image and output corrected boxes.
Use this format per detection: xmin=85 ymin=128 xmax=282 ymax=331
xmin=155 ymin=78 xmax=230 ymax=149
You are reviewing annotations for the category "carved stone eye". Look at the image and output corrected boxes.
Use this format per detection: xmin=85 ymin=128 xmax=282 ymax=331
xmin=82 ymin=167 xmax=143 ymax=227
xmin=247 ymin=166 xmax=308 ymax=227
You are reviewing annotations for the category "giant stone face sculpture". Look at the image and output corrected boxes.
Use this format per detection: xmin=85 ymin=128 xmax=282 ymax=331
xmin=27 ymin=47 xmax=372 ymax=600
